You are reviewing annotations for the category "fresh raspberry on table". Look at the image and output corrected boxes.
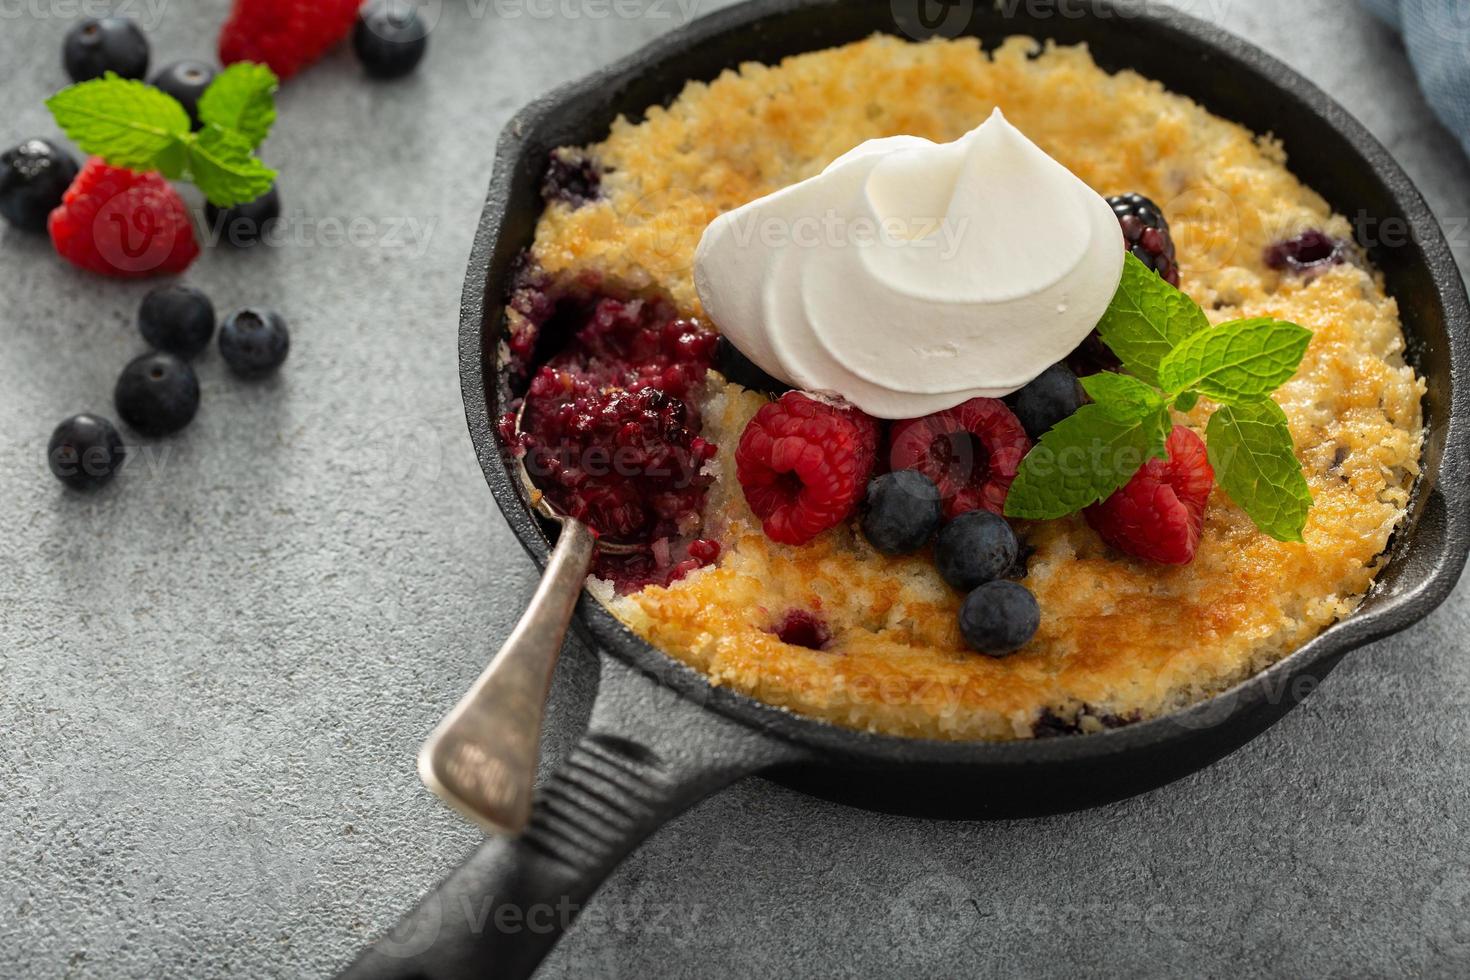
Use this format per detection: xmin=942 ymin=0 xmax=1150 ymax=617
xmin=887 ymin=397 xmax=1031 ymax=520
xmin=219 ymin=0 xmax=363 ymax=79
xmin=48 ymin=158 xmax=199 ymax=278
xmin=735 ymin=392 xmax=879 ymax=546
xmin=1085 ymin=425 xmax=1214 ymax=565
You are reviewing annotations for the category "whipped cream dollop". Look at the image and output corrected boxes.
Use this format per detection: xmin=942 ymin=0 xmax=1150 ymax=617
xmin=693 ymin=109 xmax=1125 ymax=419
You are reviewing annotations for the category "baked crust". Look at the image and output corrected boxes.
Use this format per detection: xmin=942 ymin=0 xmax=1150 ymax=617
xmin=520 ymin=35 xmax=1424 ymax=740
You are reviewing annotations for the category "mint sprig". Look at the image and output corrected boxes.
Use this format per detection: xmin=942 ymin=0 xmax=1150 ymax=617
xmin=197 ymin=62 xmax=279 ymax=147
xmin=1005 ymin=253 xmax=1315 ymax=542
xmin=45 ymin=65 xmax=279 ymax=208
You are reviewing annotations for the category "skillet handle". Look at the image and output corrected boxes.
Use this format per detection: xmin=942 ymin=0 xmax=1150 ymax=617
xmin=339 ymin=654 xmax=803 ymax=980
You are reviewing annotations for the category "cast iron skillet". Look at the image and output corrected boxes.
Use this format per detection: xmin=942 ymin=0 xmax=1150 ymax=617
xmin=343 ymin=1 xmax=1470 ymax=976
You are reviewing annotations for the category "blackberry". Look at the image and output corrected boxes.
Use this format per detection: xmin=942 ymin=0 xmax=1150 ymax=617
xmin=1108 ymin=193 xmax=1179 ymax=286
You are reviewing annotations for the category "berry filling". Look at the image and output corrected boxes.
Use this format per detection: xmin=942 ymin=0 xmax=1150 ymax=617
xmin=887 ymin=398 xmax=1031 ymax=520
xmin=770 ymin=610 xmax=831 ymax=651
xmin=502 ymin=263 xmax=721 ymax=592
xmin=1264 ymin=230 xmax=1346 ymax=277
xmin=541 ymin=148 xmax=603 ymax=208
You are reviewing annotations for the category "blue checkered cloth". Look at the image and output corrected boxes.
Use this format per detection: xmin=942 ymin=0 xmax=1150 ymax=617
xmin=1363 ymin=0 xmax=1470 ymax=157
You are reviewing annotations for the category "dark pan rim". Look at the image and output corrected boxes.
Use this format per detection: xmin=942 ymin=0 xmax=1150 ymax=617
xmin=460 ymin=0 xmax=1470 ymax=768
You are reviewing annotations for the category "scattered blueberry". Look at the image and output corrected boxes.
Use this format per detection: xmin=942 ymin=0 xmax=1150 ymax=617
xmin=353 ymin=0 xmax=429 ymax=80
xmin=48 ymin=414 xmax=126 ymax=491
xmin=860 ymin=470 xmax=942 ymax=555
xmin=205 ymin=184 xmax=281 ymax=247
xmin=1265 ymin=230 xmax=1345 ymax=277
xmin=139 ymin=284 xmax=216 ymax=358
xmin=115 ymin=352 xmax=200 ymax=436
xmin=714 ymin=336 xmax=790 ymax=395
xmin=150 ymin=60 xmax=216 ymax=129
xmin=959 ymin=580 xmax=1040 ymax=656
xmin=63 ymin=17 xmax=149 ymax=82
xmin=0 ymin=139 xmax=79 ymax=233
xmin=936 ymin=510 xmax=1018 ymax=592
xmin=219 ymin=307 xmax=290 ymax=378
xmin=1014 ymin=362 xmax=1083 ymax=440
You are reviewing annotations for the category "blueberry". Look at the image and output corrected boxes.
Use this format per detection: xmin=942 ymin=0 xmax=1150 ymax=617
xmin=1014 ymin=362 xmax=1083 ymax=440
xmin=935 ymin=510 xmax=1018 ymax=592
xmin=48 ymin=414 xmax=126 ymax=491
xmin=219 ymin=307 xmax=290 ymax=378
xmin=353 ymin=0 xmax=429 ymax=80
xmin=714 ymin=336 xmax=790 ymax=395
xmin=205 ymin=184 xmax=281 ymax=247
xmin=139 ymin=284 xmax=216 ymax=358
xmin=0 ymin=139 xmax=79 ymax=233
xmin=150 ymin=60 xmax=216 ymax=129
xmin=63 ymin=17 xmax=149 ymax=82
xmin=959 ymin=581 xmax=1040 ymax=656
xmin=115 ymin=352 xmax=199 ymax=436
xmin=860 ymin=470 xmax=942 ymax=555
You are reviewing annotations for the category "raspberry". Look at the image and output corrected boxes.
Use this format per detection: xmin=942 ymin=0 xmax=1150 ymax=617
xmin=1108 ymin=193 xmax=1179 ymax=286
xmin=219 ymin=0 xmax=362 ymax=80
xmin=48 ymin=158 xmax=199 ymax=278
xmin=1084 ymin=426 xmax=1214 ymax=565
xmin=735 ymin=392 xmax=879 ymax=546
xmin=887 ymin=398 xmax=1031 ymax=520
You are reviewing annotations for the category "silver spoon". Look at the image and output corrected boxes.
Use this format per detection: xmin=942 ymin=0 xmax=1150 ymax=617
xmin=417 ymin=403 xmax=641 ymax=836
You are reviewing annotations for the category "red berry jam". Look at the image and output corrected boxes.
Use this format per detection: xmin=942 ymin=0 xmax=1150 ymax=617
xmin=503 ymin=265 xmax=722 ymax=592
xmin=771 ymin=610 xmax=832 ymax=651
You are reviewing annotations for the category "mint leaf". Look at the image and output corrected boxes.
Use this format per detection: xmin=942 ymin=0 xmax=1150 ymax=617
xmin=46 ymin=73 xmax=190 ymax=172
xmin=1095 ymin=252 xmax=1209 ymax=386
xmin=1205 ymin=398 xmax=1312 ymax=542
xmin=197 ymin=62 xmax=279 ymax=149
xmin=186 ymin=126 xmax=277 ymax=207
xmin=1080 ymin=371 xmax=1165 ymax=418
xmin=1159 ymin=318 xmax=1312 ymax=402
xmin=1005 ymin=389 xmax=1170 ymax=521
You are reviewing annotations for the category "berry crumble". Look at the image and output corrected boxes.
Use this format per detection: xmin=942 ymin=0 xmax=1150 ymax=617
xmin=499 ymin=35 xmax=1425 ymax=741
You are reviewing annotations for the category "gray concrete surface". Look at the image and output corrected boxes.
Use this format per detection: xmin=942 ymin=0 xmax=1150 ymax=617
xmin=2 ymin=0 xmax=1469 ymax=977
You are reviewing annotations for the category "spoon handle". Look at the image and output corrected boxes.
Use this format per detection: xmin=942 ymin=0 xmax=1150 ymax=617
xmin=418 ymin=518 xmax=598 ymax=835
